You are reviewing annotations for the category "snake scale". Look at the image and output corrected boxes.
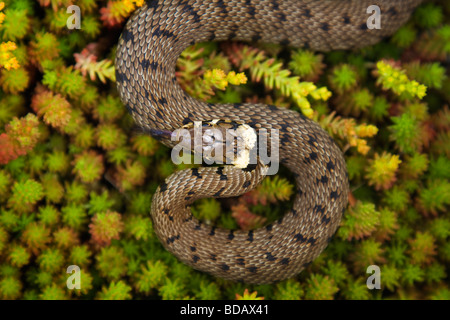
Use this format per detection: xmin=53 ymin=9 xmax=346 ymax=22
xmin=115 ymin=0 xmax=422 ymax=284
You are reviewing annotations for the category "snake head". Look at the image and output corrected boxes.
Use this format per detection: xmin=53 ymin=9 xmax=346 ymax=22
xmin=172 ymin=119 xmax=258 ymax=168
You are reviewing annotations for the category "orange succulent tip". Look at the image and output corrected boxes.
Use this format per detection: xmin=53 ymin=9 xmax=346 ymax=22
xmin=122 ymin=0 xmax=145 ymax=12
xmin=0 ymin=41 xmax=20 ymax=70
xmin=235 ymin=289 xmax=264 ymax=300
xmin=348 ymin=192 xmax=357 ymax=207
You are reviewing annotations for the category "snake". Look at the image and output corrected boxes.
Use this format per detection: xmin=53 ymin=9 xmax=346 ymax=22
xmin=115 ymin=0 xmax=422 ymax=284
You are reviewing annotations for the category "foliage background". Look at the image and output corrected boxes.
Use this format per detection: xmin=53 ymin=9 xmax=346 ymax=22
xmin=0 ymin=0 xmax=448 ymax=300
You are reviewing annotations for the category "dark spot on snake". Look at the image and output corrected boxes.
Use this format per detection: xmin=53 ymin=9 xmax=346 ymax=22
xmin=322 ymin=215 xmax=331 ymax=225
xmin=280 ymin=258 xmax=290 ymax=265
xmin=216 ymin=167 xmax=224 ymax=175
xmin=158 ymin=97 xmax=167 ymax=105
xmin=122 ymin=28 xmax=135 ymax=43
xmin=303 ymin=41 xmax=310 ymax=49
xmin=271 ymin=0 xmax=279 ymax=11
xmin=330 ymin=190 xmax=338 ymax=200
xmin=309 ymin=152 xmax=318 ymax=161
xmin=247 ymin=266 xmax=257 ymax=273
xmin=298 ymin=188 xmax=303 ymax=196
xmin=188 ymin=191 xmax=195 ymax=195
xmin=210 ymin=253 xmax=217 ymax=261
xmin=163 ymin=209 xmax=169 ymax=215
xmin=242 ymin=181 xmax=251 ymax=188
xmin=277 ymin=216 xmax=284 ymax=224
xmin=343 ymin=15 xmax=351 ymax=24
xmin=303 ymin=8 xmax=312 ymax=18
xmin=221 ymin=264 xmax=230 ymax=271
xmin=236 ymin=258 xmax=245 ymax=266
xmin=220 ymin=175 xmax=228 ymax=181
xmin=326 ymin=160 xmax=335 ymax=172
xmin=387 ymin=7 xmax=398 ymax=16
xmin=208 ymin=32 xmax=216 ymax=41
xmin=280 ymin=38 xmax=290 ymax=46
xmin=228 ymin=29 xmax=238 ymax=39
xmin=242 ymin=163 xmax=257 ymax=172
xmin=216 ymin=0 xmax=227 ymax=14
xmin=115 ymin=71 xmax=125 ymax=83
xmin=192 ymin=255 xmax=200 ymax=263
xmin=266 ymin=224 xmax=273 ymax=232
xmin=194 ymin=223 xmax=201 ymax=230
xmin=247 ymin=119 xmax=258 ymax=127
xmin=321 ymin=22 xmax=330 ymax=31
xmin=268 ymin=105 xmax=277 ymax=111
xmin=209 ymin=227 xmax=216 ymax=236
xmin=246 ymin=1 xmax=256 ymax=17
xmin=281 ymin=135 xmax=291 ymax=144
xmin=140 ymin=58 xmax=150 ymax=71
xmin=294 ymin=233 xmax=306 ymax=243
xmin=124 ymin=104 xmax=134 ymax=114
xmin=191 ymin=168 xmax=202 ymax=179
xmin=265 ymin=252 xmax=276 ymax=261
xmin=181 ymin=2 xmax=201 ymax=24
xmin=251 ymin=34 xmax=262 ymax=42
xmin=279 ymin=122 xmax=289 ymax=132
xmin=314 ymin=204 xmax=325 ymax=215
xmin=307 ymin=238 xmax=316 ymax=246
xmin=156 ymin=110 xmax=164 ymax=120
xmin=213 ymin=187 xmax=225 ymax=197
xmin=145 ymin=0 xmax=159 ymax=9
xmin=278 ymin=13 xmax=287 ymax=22
xmin=168 ymin=216 xmax=173 ymax=221
xmin=184 ymin=215 xmax=193 ymax=223
xmin=149 ymin=61 xmax=158 ymax=70
xmin=190 ymin=246 xmax=196 ymax=252
xmin=291 ymin=209 xmax=298 ymax=217
xmin=184 ymin=196 xmax=191 ymax=201
xmin=360 ymin=23 xmax=368 ymax=30
xmin=318 ymin=175 xmax=328 ymax=184
xmin=166 ymin=234 xmax=180 ymax=244
xmin=159 ymin=182 xmax=168 ymax=192
xmin=247 ymin=230 xmax=254 ymax=242
xmin=306 ymin=134 xmax=318 ymax=147
xmin=228 ymin=230 xmax=235 ymax=240
xmin=152 ymin=25 xmax=175 ymax=39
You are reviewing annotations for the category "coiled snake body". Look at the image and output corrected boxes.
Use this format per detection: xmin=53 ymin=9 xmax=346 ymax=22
xmin=115 ymin=0 xmax=422 ymax=284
